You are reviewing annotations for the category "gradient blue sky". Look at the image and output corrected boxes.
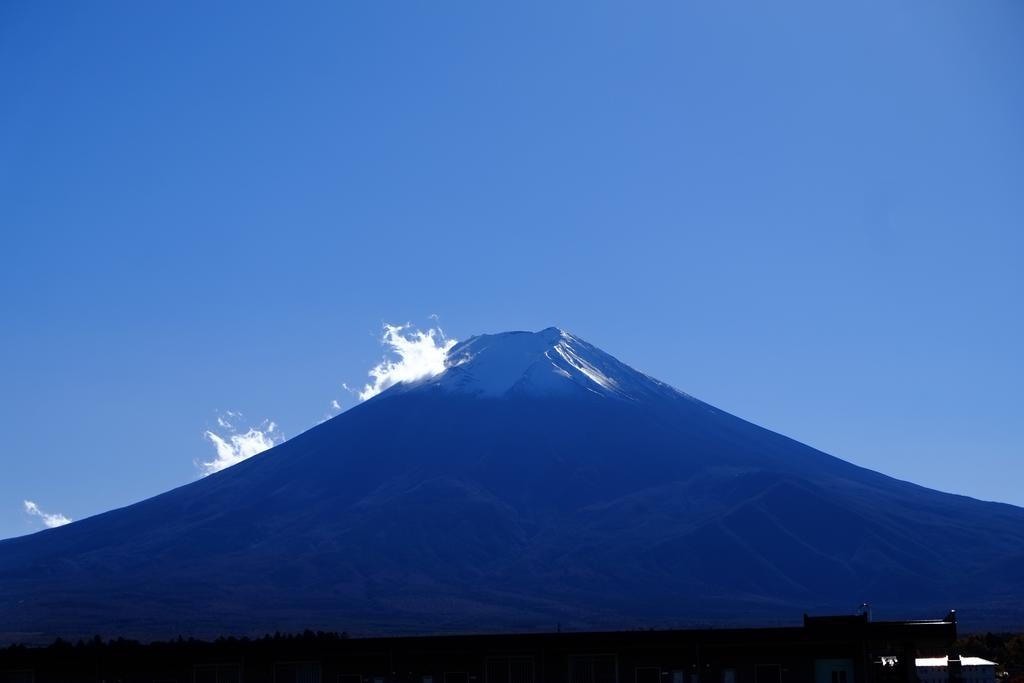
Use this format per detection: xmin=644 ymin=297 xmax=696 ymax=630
xmin=2 ymin=1 xmax=1022 ymax=539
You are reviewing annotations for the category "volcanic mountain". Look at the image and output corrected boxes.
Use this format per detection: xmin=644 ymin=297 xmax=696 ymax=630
xmin=2 ymin=327 xmax=1023 ymax=642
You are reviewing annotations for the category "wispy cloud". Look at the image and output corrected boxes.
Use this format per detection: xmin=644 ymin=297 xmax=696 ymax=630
xmin=359 ymin=323 xmax=457 ymax=400
xmin=196 ymin=321 xmax=454 ymax=472
xmin=320 ymin=384 xmax=356 ymax=423
xmin=198 ymin=412 xmax=284 ymax=476
xmin=316 ymin=397 xmax=344 ymax=425
xmin=23 ymin=500 xmax=71 ymax=529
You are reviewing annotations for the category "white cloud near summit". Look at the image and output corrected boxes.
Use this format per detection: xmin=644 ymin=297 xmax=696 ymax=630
xmin=194 ymin=322 xmax=454 ymax=475
xmin=23 ymin=500 xmax=71 ymax=528
xmin=198 ymin=413 xmax=284 ymax=476
xmin=359 ymin=324 xmax=456 ymax=400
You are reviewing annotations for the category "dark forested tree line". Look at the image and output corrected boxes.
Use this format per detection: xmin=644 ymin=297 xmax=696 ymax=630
xmin=954 ymin=633 xmax=1024 ymax=682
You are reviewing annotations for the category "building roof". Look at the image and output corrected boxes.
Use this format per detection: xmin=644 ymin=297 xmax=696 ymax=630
xmin=916 ymin=656 xmax=998 ymax=667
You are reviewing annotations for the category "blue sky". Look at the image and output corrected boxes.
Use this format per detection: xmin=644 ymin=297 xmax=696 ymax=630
xmin=1 ymin=1 xmax=1021 ymax=538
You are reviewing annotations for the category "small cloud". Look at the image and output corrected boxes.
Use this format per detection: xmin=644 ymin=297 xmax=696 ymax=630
xmin=318 ymin=397 xmax=344 ymax=424
xmin=359 ymin=323 xmax=457 ymax=401
xmin=23 ymin=500 xmax=71 ymax=529
xmin=198 ymin=412 xmax=284 ymax=476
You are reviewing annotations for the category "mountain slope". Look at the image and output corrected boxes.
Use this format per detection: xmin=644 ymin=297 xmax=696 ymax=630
xmin=2 ymin=327 xmax=1023 ymax=641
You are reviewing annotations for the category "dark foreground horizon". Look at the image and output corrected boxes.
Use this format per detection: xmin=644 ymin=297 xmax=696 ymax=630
xmin=0 ymin=611 xmax=963 ymax=683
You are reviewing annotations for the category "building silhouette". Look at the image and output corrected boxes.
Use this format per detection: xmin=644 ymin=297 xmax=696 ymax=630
xmin=0 ymin=612 xmax=959 ymax=683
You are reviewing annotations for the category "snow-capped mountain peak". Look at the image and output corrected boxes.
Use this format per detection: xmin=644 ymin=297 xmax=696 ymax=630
xmin=395 ymin=327 xmax=680 ymax=400
xmin=6 ymin=325 xmax=1024 ymax=640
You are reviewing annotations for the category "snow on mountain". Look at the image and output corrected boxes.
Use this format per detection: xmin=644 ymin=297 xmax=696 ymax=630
xmin=394 ymin=327 xmax=682 ymax=401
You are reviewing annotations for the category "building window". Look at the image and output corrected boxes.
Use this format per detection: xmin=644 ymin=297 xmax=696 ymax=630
xmin=195 ymin=664 xmax=242 ymax=683
xmin=275 ymin=662 xmax=322 ymax=683
xmin=570 ymin=655 xmax=618 ymax=683
xmin=486 ymin=657 xmax=535 ymax=683
xmin=722 ymin=670 xmax=736 ymax=683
